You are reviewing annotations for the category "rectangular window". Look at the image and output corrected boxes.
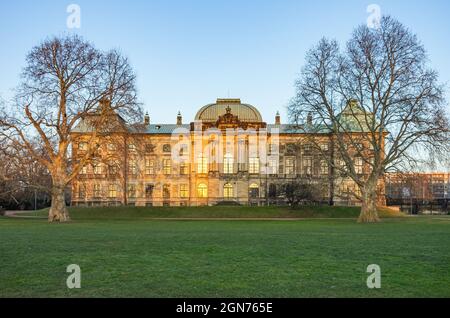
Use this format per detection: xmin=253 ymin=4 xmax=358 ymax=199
xmin=342 ymin=183 xmax=361 ymax=198
xmin=93 ymin=163 xmax=102 ymax=175
xmin=180 ymin=162 xmax=188 ymax=175
xmin=223 ymin=154 xmax=234 ymax=174
xmin=355 ymin=157 xmax=363 ymax=174
xmin=320 ymin=143 xmax=329 ymax=151
xmin=320 ymin=160 xmax=329 ymax=175
xmin=78 ymin=184 xmax=86 ymax=199
xmin=249 ymin=157 xmax=260 ymax=174
xmin=163 ymin=184 xmax=170 ymax=199
xmin=128 ymin=184 xmax=136 ymax=199
xmin=197 ymin=184 xmax=208 ymax=198
xmin=108 ymin=184 xmax=117 ymax=198
xmin=285 ymin=158 xmax=295 ymax=175
xmin=163 ymin=159 xmax=171 ymax=175
xmin=128 ymin=143 xmax=137 ymax=152
xmin=224 ymin=184 xmax=233 ymax=199
xmin=268 ymin=158 xmax=279 ymax=174
xmin=197 ymin=154 xmax=208 ymax=174
xmin=303 ymin=157 xmax=312 ymax=175
xmin=80 ymin=166 xmax=88 ymax=175
xmin=108 ymin=161 xmax=118 ymax=175
xmin=93 ymin=184 xmax=101 ymax=198
xmin=128 ymin=159 xmax=137 ymax=175
xmin=268 ymin=143 xmax=278 ymax=155
xmin=337 ymin=159 xmax=346 ymax=171
xmin=145 ymin=159 xmax=155 ymax=175
xmin=179 ymin=184 xmax=189 ymax=198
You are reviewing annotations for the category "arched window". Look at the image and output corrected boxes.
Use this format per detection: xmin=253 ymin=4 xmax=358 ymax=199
xmin=197 ymin=183 xmax=208 ymax=198
xmin=249 ymin=183 xmax=259 ymax=198
xmin=224 ymin=183 xmax=233 ymax=199
xmin=145 ymin=184 xmax=154 ymax=198
xmin=223 ymin=153 xmax=234 ymax=174
xmin=163 ymin=184 xmax=171 ymax=199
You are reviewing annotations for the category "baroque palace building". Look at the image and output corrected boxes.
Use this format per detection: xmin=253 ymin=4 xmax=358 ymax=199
xmin=70 ymin=98 xmax=384 ymax=207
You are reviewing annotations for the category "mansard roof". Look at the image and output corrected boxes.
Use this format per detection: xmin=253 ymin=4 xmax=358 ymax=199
xmin=72 ymin=98 xmax=371 ymax=135
xmin=267 ymin=124 xmax=330 ymax=134
xmin=143 ymin=124 xmax=190 ymax=134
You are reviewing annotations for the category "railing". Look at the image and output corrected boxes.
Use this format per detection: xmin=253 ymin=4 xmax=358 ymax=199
xmin=78 ymin=173 xmax=120 ymax=179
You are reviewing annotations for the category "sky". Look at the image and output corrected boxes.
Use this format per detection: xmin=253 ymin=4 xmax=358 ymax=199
xmin=0 ymin=0 xmax=449 ymax=125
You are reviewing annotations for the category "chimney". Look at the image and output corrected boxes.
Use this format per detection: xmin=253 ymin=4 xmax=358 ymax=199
xmin=177 ymin=111 xmax=182 ymax=125
xmin=98 ymin=98 xmax=111 ymax=113
xmin=307 ymin=112 xmax=313 ymax=126
xmin=275 ymin=111 xmax=281 ymax=125
xmin=144 ymin=112 xmax=150 ymax=125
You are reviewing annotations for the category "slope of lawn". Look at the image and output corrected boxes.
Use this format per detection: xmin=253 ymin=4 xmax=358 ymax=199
xmin=20 ymin=205 xmax=404 ymax=220
xmin=1 ymin=209 xmax=449 ymax=298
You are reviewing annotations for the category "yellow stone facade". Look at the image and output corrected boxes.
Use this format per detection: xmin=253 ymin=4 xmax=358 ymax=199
xmin=71 ymin=99 xmax=381 ymax=207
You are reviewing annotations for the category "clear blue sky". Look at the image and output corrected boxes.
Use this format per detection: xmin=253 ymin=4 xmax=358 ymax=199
xmin=1 ymin=0 xmax=449 ymax=124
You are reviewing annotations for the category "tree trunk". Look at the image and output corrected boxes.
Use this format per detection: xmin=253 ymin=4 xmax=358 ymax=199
xmin=358 ymin=181 xmax=380 ymax=223
xmin=48 ymin=187 xmax=70 ymax=222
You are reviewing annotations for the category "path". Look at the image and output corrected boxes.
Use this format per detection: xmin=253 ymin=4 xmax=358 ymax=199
xmin=3 ymin=211 xmax=46 ymax=219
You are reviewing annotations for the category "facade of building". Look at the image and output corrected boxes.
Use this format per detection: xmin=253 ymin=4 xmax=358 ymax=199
xmin=386 ymin=173 xmax=450 ymax=203
xmin=70 ymin=98 xmax=383 ymax=207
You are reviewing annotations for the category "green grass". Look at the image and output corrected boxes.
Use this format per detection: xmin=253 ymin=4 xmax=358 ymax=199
xmin=20 ymin=205 xmax=404 ymax=220
xmin=1 ymin=207 xmax=449 ymax=298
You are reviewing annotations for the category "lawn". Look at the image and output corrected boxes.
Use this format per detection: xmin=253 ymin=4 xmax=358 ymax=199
xmin=0 ymin=206 xmax=449 ymax=298
xmin=18 ymin=205 xmax=404 ymax=219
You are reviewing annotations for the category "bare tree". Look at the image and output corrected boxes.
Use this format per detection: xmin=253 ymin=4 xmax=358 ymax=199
xmin=280 ymin=179 xmax=326 ymax=207
xmin=0 ymin=35 xmax=141 ymax=222
xmin=0 ymin=138 xmax=52 ymax=209
xmin=288 ymin=16 xmax=449 ymax=223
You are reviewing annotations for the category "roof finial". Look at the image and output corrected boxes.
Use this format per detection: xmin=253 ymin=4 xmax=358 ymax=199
xmin=177 ymin=111 xmax=182 ymax=125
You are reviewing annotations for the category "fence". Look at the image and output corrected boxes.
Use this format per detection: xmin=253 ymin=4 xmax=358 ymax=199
xmin=387 ymin=198 xmax=449 ymax=215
